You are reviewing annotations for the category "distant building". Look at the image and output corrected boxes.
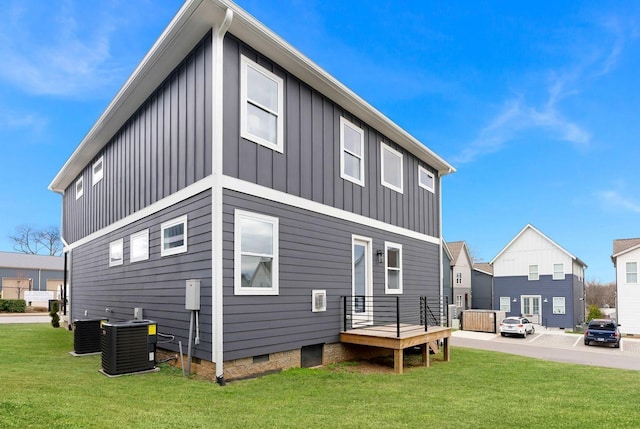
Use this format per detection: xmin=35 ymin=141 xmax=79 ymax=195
xmin=447 ymin=241 xmax=473 ymax=312
xmin=0 ymin=252 xmax=64 ymax=301
xmin=611 ymin=238 xmax=640 ymax=335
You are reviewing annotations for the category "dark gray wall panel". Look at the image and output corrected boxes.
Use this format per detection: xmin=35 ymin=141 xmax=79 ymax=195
xmin=69 ymin=190 xmax=213 ymax=361
xmin=63 ymin=32 xmax=212 ymax=244
xmin=222 ymin=35 xmax=440 ymax=238
xmin=222 ymin=189 xmax=440 ymax=361
xmin=471 ymin=270 xmax=492 ymax=309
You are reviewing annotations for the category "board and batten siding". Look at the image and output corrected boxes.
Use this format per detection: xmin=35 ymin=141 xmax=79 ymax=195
xmin=69 ymin=190 xmax=213 ymax=361
xmin=222 ymin=189 xmax=440 ymax=361
xmin=63 ymin=32 xmax=213 ymax=244
xmin=222 ymin=35 xmax=440 ymax=239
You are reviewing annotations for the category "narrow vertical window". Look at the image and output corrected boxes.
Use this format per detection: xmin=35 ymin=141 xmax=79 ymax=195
xmin=240 ymin=55 xmax=284 ymax=152
xmin=92 ymin=156 xmax=104 ymax=186
xmin=455 ymin=295 xmax=463 ymax=308
xmin=75 ymin=177 xmax=84 ymax=200
xmin=384 ymin=242 xmax=402 ymax=294
xmin=626 ymin=262 xmax=637 ymax=283
xmin=130 ymin=229 xmax=149 ymax=263
xmin=340 ymin=117 xmax=365 ymax=186
xmin=553 ymin=263 xmax=564 ymax=280
xmin=418 ymin=166 xmax=435 ymax=193
xmin=528 ymin=264 xmax=539 ymax=281
xmin=456 ymin=272 xmax=462 ymax=284
xmin=109 ymin=239 xmax=123 ymax=267
xmin=499 ymin=296 xmax=511 ymax=312
xmin=381 ymin=143 xmax=403 ymax=193
xmin=234 ymin=210 xmax=279 ymax=295
xmin=161 ymin=215 xmax=188 ymax=257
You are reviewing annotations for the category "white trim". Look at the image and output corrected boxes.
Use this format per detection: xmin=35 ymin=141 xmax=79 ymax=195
xmin=528 ymin=264 xmax=539 ymax=281
xmin=552 ymin=263 xmax=564 ymax=280
xmin=223 ymin=175 xmax=439 ymax=245
xmin=161 ymin=215 xmax=188 ymax=257
xmin=92 ymin=156 xmax=104 ymax=186
xmin=234 ymin=210 xmax=279 ymax=296
xmin=240 ymin=55 xmax=284 ymax=152
xmin=311 ymin=289 xmax=326 ymax=312
xmin=63 ymin=177 xmax=213 ymax=252
xmin=418 ymin=165 xmax=435 ymax=193
xmin=129 ymin=229 xmax=149 ymax=263
xmin=552 ymin=296 xmax=566 ymax=315
xmin=384 ymin=241 xmax=403 ymax=294
xmin=499 ymin=296 xmax=511 ymax=312
xmin=380 ymin=142 xmax=403 ymax=193
xmin=75 ymin=177 xmax=84 ymax=200
xmin=340 ymin=117 xmax=365 ymax=187
xmin=626 ymin=261 xmax=638 ymax=283
xmin=109 ymin=238 xmax=123 ymax=267
xmin=352 ymin=235 xmax=373 ymax=326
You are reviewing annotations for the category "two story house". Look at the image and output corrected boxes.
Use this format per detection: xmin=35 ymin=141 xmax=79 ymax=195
xmin=48 ymin=0 xmax=455 ymax=381
xmin=447 ymin=241 xmax=473 ymax=312
xmin=611 ymin=238 xmax=640 ymax=335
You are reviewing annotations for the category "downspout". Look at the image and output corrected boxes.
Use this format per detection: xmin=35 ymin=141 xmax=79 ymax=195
xmin=53 ymin=189 xmax=71 ymax=322
xmin=438 ymin=171 xmax=444 ymax=325
xmin=212 ymin=7 xmax=233 ymax=386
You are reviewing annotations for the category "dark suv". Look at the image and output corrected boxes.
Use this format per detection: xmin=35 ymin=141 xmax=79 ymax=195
xmin=584 ymin=319 xmax=621 ymax=348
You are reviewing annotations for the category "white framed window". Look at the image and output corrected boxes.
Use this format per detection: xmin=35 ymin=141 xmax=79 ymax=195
xmin=130 ymin=229 xmax=149 ymax=263
xmin=234 ymin=210 xmax=279 ymax=295
xmin=340 ymin=117 xmax=365 ymax=186
xmin=109 ymin=239 xmax=123 ymax=267
xmin=381 ymin=143 xmax=403 ymax=193
xmin=240 ymin=55 xmax=284 ymax=152
xmin=528 ymin=264 xmax=539 ymax=281
xmin=384 ymin=242 xmax=402 ymax=294
xmin=456 ymin=272 xmax=462 ymax=284
xmin=92 ymin=156 xmax=104 ymax=186
xmin=418 ymin=165 xmax=435 ymax=193
xmin=499 ymin=296 xmax=511 ymax=312
xmin=455 ymin=295 xmax=463 ymax=308
xmin=161 ymin=215 xmax=188 ymax=257
xmin=553 ymin=263 xmax=564 ymax=280
xmin=75 ymin=177 xmax=84 ymax=200
xmin=552 ymin=297 xmax=566 ymax=314
xmin=626 ymin=262 xmax=638 ymax=283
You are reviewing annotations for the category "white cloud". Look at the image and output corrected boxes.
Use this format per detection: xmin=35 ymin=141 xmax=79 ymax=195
xmin=596 ymin=189 xmax=640 ymax=214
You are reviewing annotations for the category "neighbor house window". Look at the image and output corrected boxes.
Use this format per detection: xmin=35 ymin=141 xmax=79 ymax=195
xmin=109 ymin=239 xmax=123 ymax=267
xmin=75 ymin=177 xmax=84 ymax=200
xmin=340 ymin=117 xmax=365 ymax=186
xmin=161 ymin=215 xmax=188 ymax=257
xmin=456 ymin=272 xmax=462 ymax=284
xmin=384 ymin=242 xmax=402 ymax=294
xmin=500 ymin=296 xmax=511 ymax=312
xmin=234 ymin=210 xmax=279 ymax=295
xmin=553 ymin=263 xmax=564 ymax=280
xmin=240 ymin=55 xmax=284 ymax=152
xmin=418 ymin=166 xmax=435 ymax=193
xmin=552 ymin=297 xmax=566 ymax=314
xmin=92 ymin=156 xmax=104 ymax=186
xmin=130 ymin=229 xmax=149 ymax=263
xmin=528 ymin=264 xmax=539 ymax=281
xmin=455 ymin=295 xmax=463 ymax=308
xmin=381 ymin=143 xmax=403 ymax=193
xmin=626 ymin=262 xmax=638 ymax=283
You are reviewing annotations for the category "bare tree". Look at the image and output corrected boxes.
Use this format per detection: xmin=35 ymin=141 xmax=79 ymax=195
xmin=8 ymin=225 xmax=62 ymax=256
xmin=585 ymin=280 xmax=616 ymax=308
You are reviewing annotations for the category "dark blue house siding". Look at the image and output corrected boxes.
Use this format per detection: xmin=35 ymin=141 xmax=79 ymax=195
xmin=221 ymin=189 xmax=440 ymax=361
xmin=69 ymin=190 xmax=213 ymax=361
xmin=63 ymin=31 xmax=213 ymax=244
xmin=472 ymin=270 xmax=492 ymax=309
xmin=222 ymin=35 xmax=440 ymax=239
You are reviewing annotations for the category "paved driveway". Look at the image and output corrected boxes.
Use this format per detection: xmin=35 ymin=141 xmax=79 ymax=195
xmin=0 ymin=313 xmax=50 ymax=324
xmin=451 ymin=327 xmax=640 ymax=371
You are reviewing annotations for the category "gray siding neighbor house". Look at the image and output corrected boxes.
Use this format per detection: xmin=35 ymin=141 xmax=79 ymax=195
xmin=0 ymin=252 xmax=64 ymax=302
xmin=471 ymin=263 xmax=493 ymax=310
xmin=49 ymin=0 xmax=454 ymax=381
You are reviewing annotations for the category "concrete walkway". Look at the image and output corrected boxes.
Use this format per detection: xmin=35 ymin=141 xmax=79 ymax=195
xmin=0 ymin=313 xmax=50 ymax=324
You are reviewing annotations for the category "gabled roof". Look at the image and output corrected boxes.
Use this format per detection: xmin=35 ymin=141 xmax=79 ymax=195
xmin=49 ymin=0 xmax=455 ymax=193
xmin=0 ymin=252 xmax=63 ymax=271
xmin=473 ymin=263 xmax=493 ymax=276
xmin=611 ymin=238 xmax=640 ymax=261
xmin=447 ymin=241 xmax=472 ymax=267
xmin=489 ymin=224 xmax=587 ymax=268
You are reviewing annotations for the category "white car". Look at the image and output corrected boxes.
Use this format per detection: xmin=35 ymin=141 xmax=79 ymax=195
xmin=500 ymin=317 xmax=535 ymax=338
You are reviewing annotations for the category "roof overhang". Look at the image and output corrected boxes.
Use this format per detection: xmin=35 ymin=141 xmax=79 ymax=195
xmin=49 ymin=0 xmax=455 ymax=193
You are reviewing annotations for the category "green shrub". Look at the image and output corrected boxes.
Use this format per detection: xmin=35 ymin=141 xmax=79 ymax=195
xmin=49 ymin=300 xmax=60 ymax=328
xmin=0 ymin=299 xmax=27 ymax=313
xmin=586 ymin=304 xmax=603 ymax=321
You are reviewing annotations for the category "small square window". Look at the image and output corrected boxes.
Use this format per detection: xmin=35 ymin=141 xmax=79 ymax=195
xmin=75 ymin=177 xmax=84 ymax=200
xmin=528 ymin=265 xmax=539 ymax=281
xmin=161 ymin=215 xmax=188 ymax=257
xmin=418 ymin=166 xmax=435 ymax=193
xmin=626 ymin=262 xmax=637 ymax=283
xmin=130 ymin=229 xmax=149 ymax=263
xmin=381 ymin=143 xmax=403 ymax=193
xmin=553 ymin=263 xmax=564 ymax=280
xmin=340 ymin=117 xmax=365 ymax=186
xmin=109 ymin=239 xmax=123 ymax=267
xmin=385 ymin=242 xmax=402 ymax=294
xmin=92 ymin=156 xmax=104 ymax=186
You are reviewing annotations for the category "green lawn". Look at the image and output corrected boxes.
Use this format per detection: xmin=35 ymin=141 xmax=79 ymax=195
xmin=1 ymin=324 xmax=639 ymax=428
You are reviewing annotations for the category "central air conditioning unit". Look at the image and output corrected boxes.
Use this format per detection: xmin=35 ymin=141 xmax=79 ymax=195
xmin=73 ymin=318 xmax=107 ymax=354
xmin=100 ymin=320 xmax=157 ymax=376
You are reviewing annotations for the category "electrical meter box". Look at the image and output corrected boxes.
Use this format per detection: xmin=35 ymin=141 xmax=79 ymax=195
xmin=185 ymin=279 xmax=201 ymax=310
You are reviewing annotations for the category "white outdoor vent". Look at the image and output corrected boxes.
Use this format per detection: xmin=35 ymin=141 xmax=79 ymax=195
xmin=312 ymin=290 xmax=326 ymax=312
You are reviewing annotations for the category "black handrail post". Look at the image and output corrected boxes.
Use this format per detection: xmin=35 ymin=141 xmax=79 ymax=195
xmin=396 ymin=296 xmax=400 ymax=338
xmin=342 ymin=296 xmax=347 ymax=331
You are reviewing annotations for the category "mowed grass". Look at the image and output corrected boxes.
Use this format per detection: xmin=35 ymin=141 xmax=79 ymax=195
xmin=1 ymin=324 xmax=639 ymax=428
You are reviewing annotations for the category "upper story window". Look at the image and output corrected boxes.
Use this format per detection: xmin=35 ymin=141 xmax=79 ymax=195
xmin=381 ymin=143 xmax=403 ymax=193
xmin=75 ymin=177 xmax=84 ymax=200
xmin=240 ymin=55 xmax=284 ymax=152
xmin=418 ymin=166 xmax=435 ymax=193
xmin=340 ymin=117 xmax=365 ymax=186
xmin=528 ymin=264 xmax=539 ymax=281
xmin=130 ymin=229 xmax=149 ymax=263
xmin=456 ymin=272 xmax=462 ymax=284
xmin=92 ymin=156 xmax=104 ymax=186
xmin=626 ymin=262 xmax=638 ymax=283
xmin=161 ymin=215 xmax=188 ymax=257
xmin=234 ymin=210 xmax=279 ymax=295
xmin=384 ymin=242 xmax=402 ymax=294
xmin=553 ymin=263 xmax=564 ymax=280
xmin=109 ymin=239 xmax=123 ymax=267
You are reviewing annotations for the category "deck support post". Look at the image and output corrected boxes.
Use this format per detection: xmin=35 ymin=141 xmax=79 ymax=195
xmin=394 ymin=349 xmax=403 ymax=374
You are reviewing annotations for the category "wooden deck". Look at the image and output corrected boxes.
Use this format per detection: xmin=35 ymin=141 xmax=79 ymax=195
xmin=340 ymin=324 xmax=451 ymax=374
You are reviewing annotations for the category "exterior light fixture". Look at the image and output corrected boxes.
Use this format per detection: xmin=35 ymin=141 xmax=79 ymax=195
xmin=376 ymin=249 xmax=384 ymax=264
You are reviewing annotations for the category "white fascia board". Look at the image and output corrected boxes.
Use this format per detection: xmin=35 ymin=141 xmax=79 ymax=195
xmin=612 ymin=243 xmax=640 ymax=260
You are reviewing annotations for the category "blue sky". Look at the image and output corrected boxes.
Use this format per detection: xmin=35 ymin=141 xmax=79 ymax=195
xmin=1 ymin=0 xmax=639 ymax=282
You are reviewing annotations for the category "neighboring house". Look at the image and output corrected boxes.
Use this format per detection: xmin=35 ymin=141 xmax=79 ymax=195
xmin=611 ymin=238 xmax=640 ymax=335
xmin=491 ymin=224 xmax=586 ymax=329
xmin=447 ymin=241 xmax=473 ymax=312
xmin=442 ymin=241 xmax=453 ymax=310
xmin=48 ymin=0 xmax=455 ymax=382
xmin=472 ymin=262 xmax=493 ymax=309
xmin=0 ymin=252 xmax=64 ymax=302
